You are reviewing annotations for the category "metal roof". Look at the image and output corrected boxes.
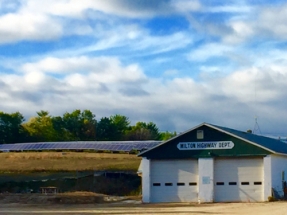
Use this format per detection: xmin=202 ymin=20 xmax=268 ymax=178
xmin=208 ymin=123 xmax=287 ymax=155
xmin=0 ymin=141 xmax=162 ymax=152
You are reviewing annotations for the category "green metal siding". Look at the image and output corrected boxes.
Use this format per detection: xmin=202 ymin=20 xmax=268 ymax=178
xmin=141 ymin=125 xmax=271 ymax=159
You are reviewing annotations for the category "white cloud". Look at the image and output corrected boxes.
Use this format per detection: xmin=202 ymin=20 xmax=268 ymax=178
xmin=188 ymin=43 xmax=234 ymax=62
xmin=21 ymin=56 xmax=148 ymax=85
xmin=21 ymin=56 xmax=97 ymax=74
xmin=1 ymin=1 xmax=287 ymax=136
xmin=208 ymin=4 xmax=253 ymax=13
xmin=218 ymin=3 xmax=287 ymax=43
xmin=223 ymin=21 xmax=254 ymax=44
xmin=24 ymin=71 xmax=45 ymax=84
xmin=44 ymin=0 xmax=201 ymax=18
xmin=0 ymin=0 xmax=202 ymax=44
xmin=171 ymin=0 xmax=201 ymax=12
xmin=134 ymin=32 xmax=193 ymax=54
xmin=218 ymin=67 xmax=285 ymax=102
xmin=51 ymin=25 xmax=193 ymax=57
xmin=1 ymin=0 xmax=286 ymax=47
xmin=0 ymin=12 xmax=62 ymax=43
xmin=2 ymin=56 xmax=287 ymax=134
xmin=258 ymin=4 xmax=287 ymax=39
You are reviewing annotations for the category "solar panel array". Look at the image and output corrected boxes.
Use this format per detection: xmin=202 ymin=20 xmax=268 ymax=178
xmin=0 ymin=141 xmax=162 ymax=152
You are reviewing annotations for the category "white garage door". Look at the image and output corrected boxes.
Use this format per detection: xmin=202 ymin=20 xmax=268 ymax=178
xmin=150 ymin=159 xmax=198 ymax=202
xmin=214 ymin=158 xmax=263 ymax=202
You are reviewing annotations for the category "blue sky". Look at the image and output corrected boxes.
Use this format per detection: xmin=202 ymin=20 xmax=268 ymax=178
xmin=1 ymin=0 xmax=287 ymax=137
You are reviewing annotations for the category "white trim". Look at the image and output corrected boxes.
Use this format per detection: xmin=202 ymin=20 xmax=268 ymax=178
xmin=138 ymin=122 xmax=286 ymax=157
xmin=198 ymin=158 xmax=214 ymax=202
xmin=138 ymin=123 xmax=206 ymax=156
xmin=141 ymin=157 xmax=151 ymax=203
xmin=263 ymin=155 xmax=272 ymax=201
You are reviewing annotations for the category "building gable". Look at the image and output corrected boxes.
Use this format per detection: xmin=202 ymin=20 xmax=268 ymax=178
xmin=139 ymin=124 xmax=271 ymax=159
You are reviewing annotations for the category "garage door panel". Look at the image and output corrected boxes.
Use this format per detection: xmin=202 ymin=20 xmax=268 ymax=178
xmin=150 ymin=159 xmax=198 ymax=202
xmin=214 ymin=158 xmax=263 ymax=202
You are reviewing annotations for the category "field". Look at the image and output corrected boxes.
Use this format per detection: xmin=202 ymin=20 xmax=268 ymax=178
xmin=0 ymin=152 xmax=141 ymax=172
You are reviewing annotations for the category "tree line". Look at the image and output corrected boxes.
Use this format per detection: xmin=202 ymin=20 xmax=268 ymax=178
xmin=0 ymin=110 xmax=177 ymax=144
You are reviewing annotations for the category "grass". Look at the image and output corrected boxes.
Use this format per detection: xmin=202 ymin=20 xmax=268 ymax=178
xmin=0 ymin=152 xmax=141 ymax=173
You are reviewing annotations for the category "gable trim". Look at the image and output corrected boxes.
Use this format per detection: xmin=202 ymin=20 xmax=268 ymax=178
xmin=138 ymin=122 xmax=206 ymax=157
xmin=138 ymin=122 xmax=280 ymax=157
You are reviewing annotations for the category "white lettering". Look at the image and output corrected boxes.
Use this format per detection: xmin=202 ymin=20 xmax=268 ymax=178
xmin=177 ymin=141 xmax=234 ymax=150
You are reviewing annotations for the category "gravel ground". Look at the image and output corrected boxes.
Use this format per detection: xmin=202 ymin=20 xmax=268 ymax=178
xmin=0 ymin=202 xmax=287 ymax=215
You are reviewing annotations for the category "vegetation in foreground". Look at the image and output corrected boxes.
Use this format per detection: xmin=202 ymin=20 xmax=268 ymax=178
xmin=0 ymin=152 xmax=141 ymax=173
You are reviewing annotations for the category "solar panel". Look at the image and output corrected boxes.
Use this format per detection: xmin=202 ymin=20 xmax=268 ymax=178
xmin=0 ymin=141 xmax=162 ymax=152
xmin=27 ymin=144 xmax=32 ymax=149
xmin=117 ymin=145 xmax=125 ymax=151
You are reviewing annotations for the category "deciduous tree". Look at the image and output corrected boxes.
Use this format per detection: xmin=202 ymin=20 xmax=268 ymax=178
xmin=22 ymin=111 xmax=58 ymax=142
xmin=0 ymin=111 xmax=26 ymax=144
xmin=126 ymin=121 xmax=160 ymax=140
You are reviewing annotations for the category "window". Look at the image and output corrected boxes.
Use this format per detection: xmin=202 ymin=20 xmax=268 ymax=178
xmin=177 ymin=182 xmax=185 ymax=186
xmin=189 ymin=182 xmax=197 ymax=186
xmin=153 ymin=183 xmax=161 ymax=186
xmin=241 ymin=182 xmax=249 ymax=185
xmin=229 ymin=182 xmax=237 ymax=185
xmin=254 ymin=182 xmax=262 ymax=185
xmin=216 ymin=182 xmax=224 ymax=185
xmin=165 ymin=183 xmax=173 ymax=186
xmin=197 ymin=130 xmax=204 ymax=139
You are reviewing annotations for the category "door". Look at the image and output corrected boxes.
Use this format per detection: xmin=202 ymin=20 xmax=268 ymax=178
xmin=150 ymin=159 xmax=198 ymax=202
xmin=214 ymin=158 xmax=263 ymax=202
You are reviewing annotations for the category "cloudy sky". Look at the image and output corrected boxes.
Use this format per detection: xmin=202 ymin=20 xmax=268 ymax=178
xmin=1 ymin=0 xmax=287 ymax=137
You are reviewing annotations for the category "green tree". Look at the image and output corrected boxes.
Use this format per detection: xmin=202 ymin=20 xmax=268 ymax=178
xmin=62 ymin=110 xmax=97 ymax=141
xmin=51 ymin=116 xmax=74 ymax=141
xmin=126 ymin=121 xmax=160 ymax=140
xmin=110 ymin=114 xmax=130 ymax=140
xmin=96 ymin=114 xmax=131 ymax=141
xmin=22 ymin=111 xmax=58 ymax=142
xmin=96 ymin=117 xmax=116 ymax=141
xmin=159 ymin=131 xmax=177 ymax=140
xmin=0 ymin=111 xmax=27 ymax=144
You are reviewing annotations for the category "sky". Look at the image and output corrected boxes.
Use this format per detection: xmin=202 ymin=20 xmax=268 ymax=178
xmin=1 ymin=0 xmax=287 ymax=137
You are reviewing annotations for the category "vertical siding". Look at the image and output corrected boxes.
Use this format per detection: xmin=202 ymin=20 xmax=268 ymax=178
xmin=141 ymin=157 xmax=151 ymax=203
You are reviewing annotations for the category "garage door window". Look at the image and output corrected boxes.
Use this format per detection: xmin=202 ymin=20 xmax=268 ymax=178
xmin=254 ymin=182 xmax=262 ymax=185
xmin=241 ymin=182 xmax=249 ymax=185
xmin=153 ymin=183 xmax=161 ymax=186
xmin=165 ymin=183 xmax=173 ymax=186
xmin=216 ymin=182 xmax=224 ymax=185
xmin=229 ymin=182 xmax=237 ymax=185
xmin=177 ymin=183 xmax=185 ymax=186
xmin=189 ymin=182 xmax=197 ymax=186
